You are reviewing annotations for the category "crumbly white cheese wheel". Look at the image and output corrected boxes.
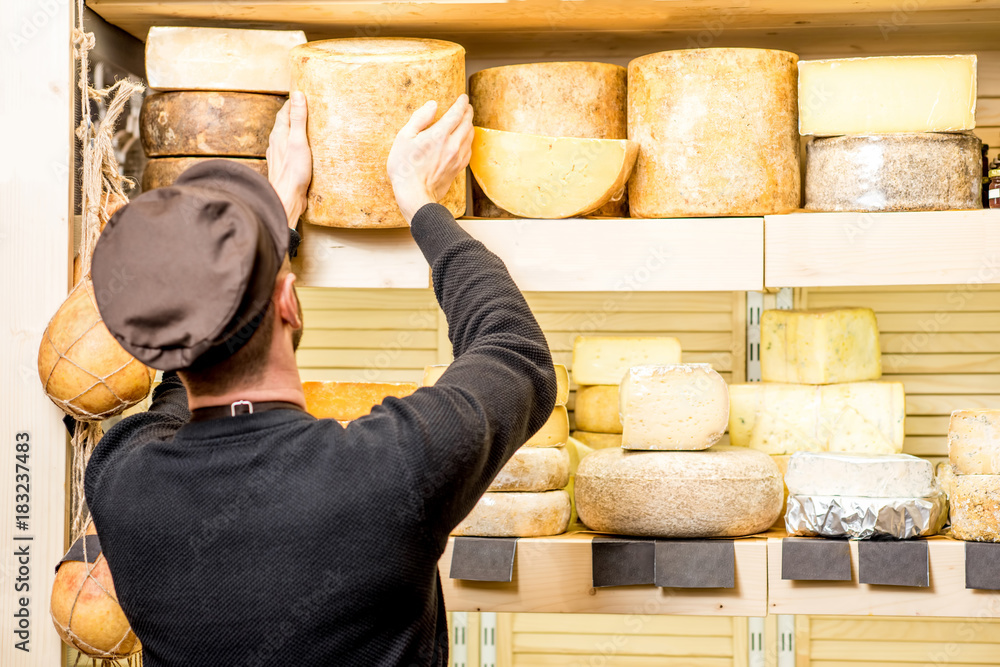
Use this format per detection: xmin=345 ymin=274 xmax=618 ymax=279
xmin=141 ymin=157 xmax=267 ymax=191
xmin=290 ymin=38 xmax=466 ymax=228
xmin=572 ymin=336 xmax=682 ymax=386
xmin=948 ymin=410 xmax=1000 ymax=474
xmin=423 ymin=363 xmax=569 ymax=406
xmin=145 ymin=27 xmax=307 ymax=94
xmin=452 ymin=490 xmax=572 ymax=537
xmin=798 ymin=55 xmax=977 ymax=136
xmin=627 ymin=48 xmax=800 ymax=217
xmin=729 ymin=381 xmax=905 ymax=455
xmin=784 ymin=452 xmax=937 ymax=498
xmin=140 ymin=91 xmax=286 ymax=158
xmin=469 ymin=62 xmax=628 ymax=218
xmin=302 ymin=381 xmax=418 ymax=421
xmin=525 ymin=406 xmax=570 ymax=448
xmin=949 ymin=475 xmax=1000 ymax=542
xmin=761 ymin=308 xmax=882 ymax=385
xmin=574 ymin=385 xmax=622 ymax=434
xmin=805 ymin=133 xmax=982 ymax=213
xmin=488 ymin=446 xmax=571 ymax=492
xmin=571 ymin=431 xmax=623 ymax=450
xmin=620 ymin=364 xmax=729 ymax=451
xmin=575 ymin=446 xmax=783 ymax=537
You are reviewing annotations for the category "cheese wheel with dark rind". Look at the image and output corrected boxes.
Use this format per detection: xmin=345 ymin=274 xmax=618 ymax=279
xmin=141 ymin=157 xmax=267 ymax=191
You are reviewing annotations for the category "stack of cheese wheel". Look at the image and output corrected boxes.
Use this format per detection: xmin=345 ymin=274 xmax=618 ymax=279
xmin=728 ymin=308 xmax=907 ymax=526
xmin=424 ymin=364 xmax=573 ymax=537
xmin=799 ymin=55 xmax=982 ymax=212
xmin=575 ymin=361 xmax=783 ymax=537
xmin=469 ymin=62 xmax=629 ymax=218
xmin=945 ymin=410 xmax=1000 ymax=541
xmin=627 ymin=48 xmax=800 ymax=217
xmin=140 ymin=27 xmax=307 ymax=190
xmin=302 ymin=380 xmax=419 ymax=425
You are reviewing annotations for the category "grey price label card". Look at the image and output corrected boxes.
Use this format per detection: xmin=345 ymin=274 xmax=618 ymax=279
xmin=591 ymin=536 xmax=655 ymax=588
xmin=858 ymin=540 xmax=929 ymax=587
xmin=449 ymin=537 xmax=518 ymax=582
xmin=56 ymin=534 xmax=103 ymax=573
xmin=965 ymin=542 xmax=1000 ymax=590
xmin=654 ymin=540 xmax=735 ymax=589
xmin=781 ymin=538 xmax=852 ymax=581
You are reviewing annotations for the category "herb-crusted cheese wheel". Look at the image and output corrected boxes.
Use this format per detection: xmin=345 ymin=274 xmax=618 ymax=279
xmin=574 ymin=385 xmax=622 ymax=434
xmin=572 ymin=431 xmax=623 ymax=449
xmin=302 ymin=381 xmax=418 ymax=421
xmin=452 ymin=490 xmax=572 ymax=537
xmin=950 ymin=475 xmax=1000 ymax=542
xmin=761 ymin=308 xmax=882 ymax=385
xmin=470 ymin=62 xmax=628 ymax=217
xmin=620 ymin=364 xmax=730 ymax=451
xmin=291 ymin=38 xmax=466 ymax=228
xmin=628 ymin=48 xmax=799 ymax=217
xmin=141 ymin=157 xmax=266 ymax=191
xmin=805 ymin=133 xmax=982 ymax=212
xmin=575 ymin=446 xmax=783 ymax=537
xmin=949 ymin=410 xmax=1000 ymax=474
xmin=488 ymin=446 xmax=571 ymax=492
xmin=572 ymin=335 xmax=682 ymax=386
xmin=525 ymin=406 xmax=570 ymax=448
xmin=140 ymin=91 xmax=285 ymax=158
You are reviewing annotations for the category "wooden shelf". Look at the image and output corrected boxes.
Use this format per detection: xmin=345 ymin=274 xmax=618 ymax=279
xmin=765 ymin=210 xmax=1000 ymax=288
xmin=438 ymin=531 xmax=769 ymax=616
xmin=295 ymin=217 xmax=764 ymax=292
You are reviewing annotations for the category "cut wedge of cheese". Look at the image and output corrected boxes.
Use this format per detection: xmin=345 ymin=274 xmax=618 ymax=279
xmin=761 ymin=308 xmax=881 ymax=384
xmin=525 ymin=406 xmax=570 ymax=448
xmin=470 ymin=127 xmax=638 ymax=219
xmin=948 ymin=409 xmax=1000 ymax=474
xmin=302 ymin=381 xmax=418 ymax=421
xmin=572 ymin=336 xmax=682 ymax=386
xmin=422 ymin=363 xmax=569 ymax=406
xmin=574 ymin=385 xmax=622 ymax=434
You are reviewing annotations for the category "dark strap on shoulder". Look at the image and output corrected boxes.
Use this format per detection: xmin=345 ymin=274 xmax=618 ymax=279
xmin=190 ymin=400 xmax=305 ymax=422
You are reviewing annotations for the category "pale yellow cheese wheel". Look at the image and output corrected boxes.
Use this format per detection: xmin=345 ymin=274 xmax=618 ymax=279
xmin=574 ymin=385 xmax=622 ymax=434
xmin=488 ymin=446 xmax=571 ymax=492
xmin=290 ymin=38 xmax=466 ymax=228
xmin=452 ymin=490 xmax=572 ymax=537
xmin=627 ymin=48 xmax=800 ymax=217
xmin=469 ymin=62 xmax=628 ymax=217
xmin=524 ymin=406 xmax=570 ymax=448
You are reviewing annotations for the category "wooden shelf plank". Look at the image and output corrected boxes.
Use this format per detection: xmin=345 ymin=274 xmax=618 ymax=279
xmin=765 ymin=210 xmax=1000 ymax=288
xmin=294 ymin=224 xmax=430 ymax=289
xmin=438 ymin=531 xmax=769 ymax=616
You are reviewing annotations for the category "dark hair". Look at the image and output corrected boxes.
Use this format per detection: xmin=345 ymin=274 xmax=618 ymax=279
xmin=180 ymin=304 xmax=276 ymax=396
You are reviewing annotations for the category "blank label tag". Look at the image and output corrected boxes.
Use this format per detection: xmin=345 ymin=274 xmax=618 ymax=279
xmin=858 ymin=540 xmax=929 ymax=587
xmin=591 ymin=536 xmax=655 ymax=588
xmin=781 ymin=538 xmax=852 ymax=581
xmin=965 ymin=542 xmax=1000 ymax=590
xmin=654 ymin=540 xmax=735 ymax=589
xmin=449 ymin=537 xmax=518 ymax=582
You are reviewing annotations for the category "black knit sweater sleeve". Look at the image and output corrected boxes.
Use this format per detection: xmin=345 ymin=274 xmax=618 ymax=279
xmin=369 ymin=204 xmax=557 ymax=545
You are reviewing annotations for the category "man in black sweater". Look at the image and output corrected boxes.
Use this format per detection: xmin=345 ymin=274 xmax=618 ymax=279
xmin=85 ymin=92 xmax=557 ymax=666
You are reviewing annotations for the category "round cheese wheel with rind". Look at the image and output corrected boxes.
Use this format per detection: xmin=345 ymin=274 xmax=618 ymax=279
xmin=140 ymin=91 xmax=286 ymax=158
xmin=452 ymin=490 xmax=572 ymax=537
xmin=805 ymin=133 xmax=982 ymax=212
xmin=627 ymin=48 xmax=799 ymax=217
xmin=290 ymin=38 xmax=466 ymax=228
xmin=469 ymin=62 xmax=628 ymax=217
xmin=572 ymin=431 xmax=623 ymax=450
xmin=949 ymin=475 xmax=1000 ymax=542
xmin=574 ymin=385 xmax=623 ymax=434
xmin=141 ymin=157 xmax=266 ymax=191
xmin=575 ymin=446 xmax=783 ymax=537
xmin=488 ymin=446 xmax=570 ymax=492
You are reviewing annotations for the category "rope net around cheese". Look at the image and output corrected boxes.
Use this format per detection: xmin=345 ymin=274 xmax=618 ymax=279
xmin=627 ymin=48 xmax=800 ymax=217
xmin=142 ymin=156 xmax=267 ymax=191
xmin=290 ymin=38 xmax=466 ymax=228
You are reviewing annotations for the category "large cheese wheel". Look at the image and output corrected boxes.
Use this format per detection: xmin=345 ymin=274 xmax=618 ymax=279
xmin=572 ymin=430 xmax=623 ymax=450
xmin=575 ymin=446 xmax=783 ymax=537
xmin=140 ymin=91 xmax=285 ymax=158
xmin=453 ymin=490 xmax=572 ymax=537
xmin=141 ymin=157 xmax=266 ymax=191
xmin=302 ymin=381 xmax=418 ymax=421
xmin=574 ymin=385 xmax=622 ymax=434
xmin=627 ymin=48 xmax=799 ymax=217
xmin=470 ymin=62 xmax=628 ymax=217
xmin=949 ymin=410 xmax=1000 ymax=474
xmin=805 ymin=133 xmax=982 ymax=212
xmin=488 ymin=446 xmax=571 ymax=492
xmin=572 ymin=335 xmax=682 ymax=386
xmin=949 ymin=475 xmax=1000 ymax=542
xmin=290 ymin=38 xmax=466 ymax=228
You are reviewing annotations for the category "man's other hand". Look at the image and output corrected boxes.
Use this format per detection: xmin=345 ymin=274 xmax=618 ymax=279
xmin=387 ymin=94 xmax=474 ymax=225
xmin=267 ymin=91 xmax=313 ymax=228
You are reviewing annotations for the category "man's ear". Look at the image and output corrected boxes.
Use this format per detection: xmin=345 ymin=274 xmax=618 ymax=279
xmin=275 ymin=272 xmax=302 ymax=330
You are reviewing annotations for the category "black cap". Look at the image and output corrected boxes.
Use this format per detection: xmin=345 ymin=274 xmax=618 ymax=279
xmin=91 ymin=160 xmax=289 ymax=371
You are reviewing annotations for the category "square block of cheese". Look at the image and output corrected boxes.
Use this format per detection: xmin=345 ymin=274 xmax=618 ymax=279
xmin=761 ymin=308 xmax=881 ymax=384
xmin=146 ymin=27 xmax=307 ymax=94
xmin=949 ymin=410 xmax=1000 ymax=474
xmin=422 ymin=363 xmax=569 ymax=406
xmin=525 ymin=405 xmax=570 ymax=447
xmin=572 ymin=336 xmax=681 ymax=386
xmin=302 ymin=381 xmax=418 ymax=421
xmin=729 ymin=381 xmax=905 ymax=455
xmin=950 ymin=475 xmax=1000 ymax=542
xmin=784 ymin=452 xmax=937 ymax=498
xmin=798 ymin=55 xmax=977 ymax=136
xmin=619 ymin=364 xmax=729 ymax=451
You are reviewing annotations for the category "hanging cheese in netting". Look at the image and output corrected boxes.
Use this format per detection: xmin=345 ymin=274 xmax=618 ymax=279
xmin=51 ymin=522 xmax=140 ymax=661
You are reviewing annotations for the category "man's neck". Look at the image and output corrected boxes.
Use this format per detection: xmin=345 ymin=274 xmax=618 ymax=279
xmin=184 ymin=364 xmax=306 ymax=411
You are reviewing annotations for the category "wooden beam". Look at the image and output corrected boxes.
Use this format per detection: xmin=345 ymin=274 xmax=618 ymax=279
xmin=84 ymin=7 xmax=144 ymax=78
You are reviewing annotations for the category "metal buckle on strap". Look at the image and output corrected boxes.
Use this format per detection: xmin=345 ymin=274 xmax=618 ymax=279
xmin=230 ymin=400 xmax=253 ymax=416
